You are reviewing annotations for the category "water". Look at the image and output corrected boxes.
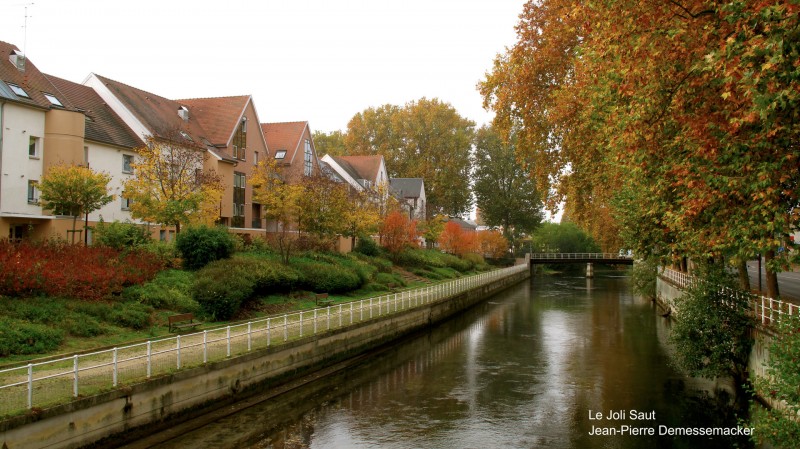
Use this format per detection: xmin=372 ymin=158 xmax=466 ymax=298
xmin=144 ymin=273 xmax=754 ymax=448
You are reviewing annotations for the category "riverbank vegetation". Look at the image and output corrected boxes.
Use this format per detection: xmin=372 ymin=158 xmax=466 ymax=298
xmin=0 ymin=227 xmax=498 ymax=363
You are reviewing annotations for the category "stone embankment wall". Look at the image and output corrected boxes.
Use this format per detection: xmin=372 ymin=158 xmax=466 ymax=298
xmin=655 ymin=276 xmax=771 ymax=384
xmin=0 ymin=268 xmax=529 ymax=449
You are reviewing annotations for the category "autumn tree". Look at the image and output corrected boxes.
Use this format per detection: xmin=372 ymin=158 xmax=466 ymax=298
xmin=380 ymin=210 xmax=419 ymax=254
xmin=345 ymin=98 xmax=475 ymax=216
xmin=251 ymin=159 xmax=303 ymax=263
xmin=123 ymin=136 xmax=223 ymax=234
xmin=39 ymin=164 xmax=114 ymax=244
xmin=312 ymin=130 xmax=347 ymax=157
xmin=342 ymin=188 xmax=381 ymax=249
xmin=481 ymin=0 xmax=800 ymax=296
xmin=473 ymin=126 xmax=544 ymax=252
xmin=476 ymin=229 xmax=510 ymax=259
xmin=421 ymin=214 xmax=446 ymax=249
xmin=439 ymin=221 xmax=476 ymax=256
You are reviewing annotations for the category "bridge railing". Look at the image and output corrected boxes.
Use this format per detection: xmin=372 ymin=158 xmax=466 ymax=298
xmin=0 ymin=264 xmax=528 ymax=418
xmin=530 ymin=253 xmax=633 ymax=260
xmin=659 ymin=267 xmax=798 ymax=327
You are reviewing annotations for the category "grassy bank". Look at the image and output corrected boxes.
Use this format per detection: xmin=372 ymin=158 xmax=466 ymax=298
xmin=0 ymin=246 xmax=495 ymax=365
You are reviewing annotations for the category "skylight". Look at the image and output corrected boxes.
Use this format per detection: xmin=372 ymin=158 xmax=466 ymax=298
xmin=43 ymin=93 xmax=63 ymax=107
xmin=7 ymin=83 xmax=29 ymax=98
xmin=275 ymin=150 xmax=287 ymax=159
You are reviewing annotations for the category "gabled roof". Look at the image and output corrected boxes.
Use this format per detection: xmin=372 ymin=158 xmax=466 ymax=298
xmin=261 ymin=121 xmax=308 ymax=163
xmin=46 ymin=75 xmax=143 ymax=149
xmin=175 ymin=96 xmax=250 ymax=147
xmin=91 ymin=74 xmax=208 ymax=148
xmin=0 ymin=41 xmax=76 ymax=111
xmin=390 ymin=178 xmax=424 ymax=198
xmin=331 ymin=155 xmax=384 ymax=183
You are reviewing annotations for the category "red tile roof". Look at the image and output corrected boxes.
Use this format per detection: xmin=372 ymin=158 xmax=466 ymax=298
xmin=333 ymin=155 xmax=384 ymax=182
xmin=46 ymin=74 xmax=143 ymax=149
xmin=0 ymin=41 xmax=76 ymax=111
xmin=175 ymin=96 xmax=251 ymax=146
xmin=92 ymin=74 xmax=208 ymax=148
xmin=261 ymin=121 xmax=308 ymax=163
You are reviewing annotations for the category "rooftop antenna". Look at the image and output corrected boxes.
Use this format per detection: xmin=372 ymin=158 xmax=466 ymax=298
xmin=22 ymin=3 xmax=34 ymax=56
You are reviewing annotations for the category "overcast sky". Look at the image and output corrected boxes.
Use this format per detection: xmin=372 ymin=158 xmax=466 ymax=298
xmin=0 ymin=0 xmax=524 ymax=133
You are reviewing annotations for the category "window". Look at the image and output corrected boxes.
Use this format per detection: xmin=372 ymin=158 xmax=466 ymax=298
xmin=122 ymin=154 xmax=134 ymax=174
xmin=27 ymin=180 xmax=39 ymax=204
xmin=274 ymin=150 xmax=286 ymax=159
xmin=7 ymin=83 xmax=29 ymax=98
xmin=84 ymin=146 xmax=89 ymax=165
xmin=121 ymin=195 xmax=132 ymax=211
xmin=43 ymin=93 xmax=63 ymax=107
xmin=233 ymin=119 xmax=247 ymax=161
xmin=303 ymin=139 xmax=312 ymax=176
xmin=232 ymin=172 xmax=246 ymax=227
xmin=28 ymin=136 xmax=40 ymax=158
xmin=254 ymin=151 xmax=259 ymax=166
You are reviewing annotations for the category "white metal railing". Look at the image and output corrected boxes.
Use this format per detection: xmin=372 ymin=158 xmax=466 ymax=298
xmin=659 ymin=267 xmax=799 ymax=327
xmin=0 ymin=264 xmax=528 ymax=417
xmin=530 ymin=253 xmax=633 ymax=260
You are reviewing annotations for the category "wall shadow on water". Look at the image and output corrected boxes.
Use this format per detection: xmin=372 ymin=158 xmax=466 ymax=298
xmin=141 ymin=272 xmax=756 ymax=449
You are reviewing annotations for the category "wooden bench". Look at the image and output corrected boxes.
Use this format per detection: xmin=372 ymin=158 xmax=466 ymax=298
xmin=168 ymin=313 xmax=203 ymax=332
xmin=315 ymin=293 xmax=333 ymax=307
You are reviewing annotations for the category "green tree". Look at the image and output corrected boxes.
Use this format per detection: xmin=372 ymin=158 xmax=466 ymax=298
xmin=251 ymin=159 xmax=303 ymax=263
xmin=345 ymin=98 xmax=475 ymax=216
xmin=473 ymin=126 xmax=543 ymax=252
xmin=480 ymin=0 xmax=800 ymax=296
xmin=529 ymin=222 xmax=600 ymax=254
xmin=38 ymin=163 xmax=114 ymax=243
xmin=312 ymin=130 xmax=347 ymax=157
xmin=123 ymin=135 xmax=223 ymax=234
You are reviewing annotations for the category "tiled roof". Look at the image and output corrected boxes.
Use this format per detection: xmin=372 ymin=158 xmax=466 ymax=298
xmin=390 ymin=178 xmax=424 ymax=198
xmin=46 ymin=74 xmax=143 ymax=149
xmin=92 ymin=74 xmax=208 ymax=148
xmin=176 ymin=96 xmax=250 ymax=146
xmin=333 ymin=155 xmax=383 ymax=183
xmin=262 ymin=121 xmax=308 ymax=162
xmin=0 ymin=41 xmax=76 ymax=111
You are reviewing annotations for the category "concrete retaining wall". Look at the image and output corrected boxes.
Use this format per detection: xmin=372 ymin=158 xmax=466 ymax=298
xmin=655 ymin=276 xmax=771 ymax=385
xmin=0 ymin=269 xmax=529 ymax=449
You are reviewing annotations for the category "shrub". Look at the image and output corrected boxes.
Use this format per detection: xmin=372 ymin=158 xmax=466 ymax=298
xmin=122 ymin=269 xmax=199 ymax=312
xmin=191 ymin=274 xmax=253 ymax=320
xmin=108 ymin=302 xmax=154 ymax=330
xmin=175 ymin=226 xmax=236 ymax=270
xmin=63 ymin=315 xmax=105 ymax=337
xmin=462 ymin=253 xmax=488 ymax=271
xmin=93 ymin=220 xmax=151 ymax=250
xmin=142 ymin=241 xmax=180 ymax=268
xmin=0 ymin=318 xmax=64 ymax=356
xmin=295 ymin=261 xmax=362 ymax=293
xmin=374 ymin=272 xmax=406 ymax=288
xmin=354 ymin=236 xmax=380 ymax=257
xmin=0 ymin=240 xmax=164 ymax=301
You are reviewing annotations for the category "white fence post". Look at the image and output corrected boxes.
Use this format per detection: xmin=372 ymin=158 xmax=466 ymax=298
xmin=284 ymin=315 xmax=288 ymax=342
xmin=267 ymin=318 xmax=271 ymax=347
xmin=247 ymin=322 xmax=252 ymax=351
xmin=203 ymin=331 xmax=208 ymax=364
xmin=226 ymin=326 xmax=231 ymax=357
xmin=73 ymin=355 xmax=79 ymax=398
xmin=113 ymin=348 xmax=118 ymax=387
xmin=147 ymin=341 xmax=152 ymax=378
xmin=177 ymin=335 xmax=182 ymax=369
xmin=27 ymin=364 xmax=32 ymax=409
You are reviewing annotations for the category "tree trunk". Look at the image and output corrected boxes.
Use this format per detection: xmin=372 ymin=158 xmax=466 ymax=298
xmin=175 ymin=221 xmax=181 ymax=234
xmin=737 ymin=259 xmax=750 ymax=291
xmin=764 ymin=249 xmax=780 ymax=298
xmin=71 ymin=215 xmax=79 ymax=244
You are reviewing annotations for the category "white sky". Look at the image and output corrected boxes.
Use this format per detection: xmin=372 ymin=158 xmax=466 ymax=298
xmin=0 ymin=0 xmax=524 ymax=133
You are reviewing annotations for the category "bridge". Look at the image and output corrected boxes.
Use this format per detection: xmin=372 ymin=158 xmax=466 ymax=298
xmin=528 ymin=253 xmax=634 ymax=277
xmin=529 ymin=253 xmax=634 ymax=265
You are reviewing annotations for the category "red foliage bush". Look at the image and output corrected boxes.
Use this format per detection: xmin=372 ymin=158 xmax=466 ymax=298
xmin=0 ymin=240 xmax=164 ymax=301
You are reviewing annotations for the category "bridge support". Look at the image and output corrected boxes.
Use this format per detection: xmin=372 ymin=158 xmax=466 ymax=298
xmin=586 ymin=263 xmax=594 ymax=278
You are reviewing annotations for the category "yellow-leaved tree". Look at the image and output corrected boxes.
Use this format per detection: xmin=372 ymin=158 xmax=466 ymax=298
xmin=251 ymin=158 xmax=304 ymax=263
xmin=123 ymin=136 xmax=223 ymax=234
xmin=39 ymin=163 xmax=114 ymax=244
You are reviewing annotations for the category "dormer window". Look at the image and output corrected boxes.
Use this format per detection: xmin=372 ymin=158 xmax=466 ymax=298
xmin=7 ymin=83 xmax=29 ymax=98
xmin=180 ymin=131 xmax=193 ymax=142
xmin=43 ymin=93 xmax=63 ymax=107
xmin=274 ymin=150 xmax=287 ymax=159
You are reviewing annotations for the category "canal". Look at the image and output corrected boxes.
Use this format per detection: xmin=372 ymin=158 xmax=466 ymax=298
xmin=130 ymin=271 xmax=753 ymax=449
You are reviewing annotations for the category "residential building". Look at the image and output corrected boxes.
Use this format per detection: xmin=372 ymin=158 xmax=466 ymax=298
xmin=261 ymin=121 xmax=322 ymax=183
xmin=83 ymin=74 xmax=271 ymax=233
xmin=319 ymin=154 xmax=389 ymax=193
xmin=389 ymin=178 xmax=426 ymax=221
xmin=0 ymin=41 xmax=90 ymax=241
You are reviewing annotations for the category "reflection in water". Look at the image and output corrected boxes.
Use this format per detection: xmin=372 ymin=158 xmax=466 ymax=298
xmin=150 ymin=273 xmax=754 ymax=449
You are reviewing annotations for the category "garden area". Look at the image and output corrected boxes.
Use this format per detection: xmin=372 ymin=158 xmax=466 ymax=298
xmin=0 ymin=223 xmax=498 ymax=364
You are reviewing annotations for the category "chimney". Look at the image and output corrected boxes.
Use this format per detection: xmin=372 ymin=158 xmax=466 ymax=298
xmin=178 ymin=106 xmax=189 ymax=122
xmin=9 ymin=50 xmax=25 ymax=72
